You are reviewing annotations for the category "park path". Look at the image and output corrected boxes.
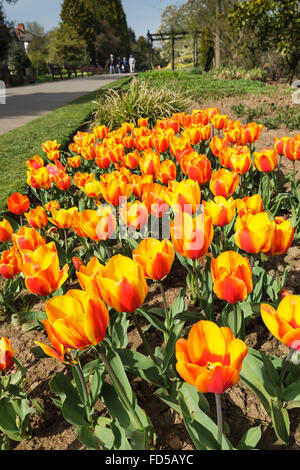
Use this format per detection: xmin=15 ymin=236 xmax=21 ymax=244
xmin=0 ymin=74 xmax=128 ymax=135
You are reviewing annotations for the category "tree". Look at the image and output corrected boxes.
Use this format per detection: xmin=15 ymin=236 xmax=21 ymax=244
xmin=229 ymin=0 xmax=300 ymax=82
xmin=48 ymin=23 xmax=89 ymax=67
xmin=84 ymin=0 xmax=130 ymax=55
xmin=0 ymin=2 xmax=11 ymax=62
xmin=94 ymin=20 xmax=120 ymax=67
xmin=26 ymin=22 xmax=49 ymax=75
xmin=60 ymin=0 xmax=100 ymax=63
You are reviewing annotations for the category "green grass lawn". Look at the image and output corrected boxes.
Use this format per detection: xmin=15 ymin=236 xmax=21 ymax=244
xmin=0 ymin=76 xmax=131 ymax=211
xmin=137 ymin=70 xmax=288 ymax=101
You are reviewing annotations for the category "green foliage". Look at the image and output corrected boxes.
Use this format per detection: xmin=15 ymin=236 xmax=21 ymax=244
xmin=47 ymin=23 xmax=89 ymax=67
xmin=0 ymin=3 xmax=11 ymax=62
xmin=93 ymin=77 xmax=192 ymax=129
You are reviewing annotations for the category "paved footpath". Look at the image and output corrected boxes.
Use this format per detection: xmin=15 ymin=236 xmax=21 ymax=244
xmin=0 ymin=74 xmax=128 ymax=135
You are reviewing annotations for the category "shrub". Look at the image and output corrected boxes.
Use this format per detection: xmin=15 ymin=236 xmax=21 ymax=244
xmin=93 ymin=77 xmax=192 ymax=129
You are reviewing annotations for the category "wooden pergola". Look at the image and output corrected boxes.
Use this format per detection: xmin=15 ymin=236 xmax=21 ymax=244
xmin=147 ymin=30 xmax=202 ymax=71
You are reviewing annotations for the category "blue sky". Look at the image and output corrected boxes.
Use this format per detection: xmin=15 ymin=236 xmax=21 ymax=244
xmin=3 ymin=0 xmax=180 ymax=38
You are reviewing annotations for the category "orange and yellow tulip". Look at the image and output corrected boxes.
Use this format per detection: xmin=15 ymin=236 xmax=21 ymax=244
xmin=235 ymin=212 xmax=274 ymax=254
xmin=67 ymin=155 xmax=81 ymax=168
xmin=49 ymin=207 xmax=78 ymax=230
xmin=98 ymin=254 xmax=148 ymax=313
xmin=76 ymin=257 xmax=104 ymax=298
xmin=211 ymin=251 xmax=253 ymax=304
xmin=42 ymin=139 xmax=60 ymax=154
xmin=45 ymin=289 xmax=109 ymax=350
xmin=175 ymin=320 xmax=248 ymax=394
xmin=0 ymin=247 xmax=22 ymax=279
xmin=156 ymin=159 xmax=177 ymax=184
xmin=261 ymin=295 xmax=300 ymax=350
xmin=35 ymin=319 xmax=76 ymax=364
xmin=12 ymin=226 xmax=46 ymax=252
xmin=139 ymin=149 xmax=160 ymax=176
xmin=235 ymin=194 xmax=263 ymax=218
xmin=254 ymin=148 xmax=277 ymax=172
xmin=133 ymin=238 xmax=175 ymax=281
xmin=211 ymin=113 xmax=228 ymax=130
xmin=7 ymin=192 xmax=30 ymax=215
xmin=44 ymin=200 xmax=60 ymax=212
xmin=142 ymin=182 xmax=169 ymax=218
xmin=209 ymin=169 xmax=239 ymax=199
xmin=120 ymin=201 xmax=148 ymax=230
xmin=93 ymin=125 xmax=110 ymax=140
xmin=24 ymin=206 xmax=48 ymax=229
xmin=101 ymin=176 xmax=133 ymax=207
xmin=239 ymin=122 xmax=263 ymax=145
xmin=180 ymin=153 xmax=211 ymax=186
xmin=219 ymin=146 xmax=251 ymax=175
xmin=170 ymin=211 xmax=214 ymax=259
xmin=0 ymin=336 xmax=15 ymax=372
xmin=165 ymin=179 xmax=201 ymax=215
xmin=27 ymin=167 xmax=51 ymax=190
xmin=264 ymin=216 xmax=294 ymax=257
xmin=21 ymin=241 xmax=68 ymax=296
xmin=26 ymin=155 xmax=44 ymax=170
xmin=0 ymin=218 xmax=13 ymax=242
xmin=204 ymin=196 xmax=236 ymax=227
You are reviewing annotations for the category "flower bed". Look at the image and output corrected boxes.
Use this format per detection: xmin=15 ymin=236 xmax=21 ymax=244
xmin=0 ymin=107 xmax=299 ymax=450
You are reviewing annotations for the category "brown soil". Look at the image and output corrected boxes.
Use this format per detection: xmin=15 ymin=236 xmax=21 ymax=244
xmin=1 ymin=84 xmax=300 ymax=451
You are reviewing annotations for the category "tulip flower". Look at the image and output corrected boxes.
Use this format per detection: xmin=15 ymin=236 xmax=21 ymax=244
xmin=142 ymin=182 xmax=169 ymax=218
xmin=264 ymin=216 xmax=294 ymax=257
xmin=123 ymin=150 xmax=140 ymax=170
xmin=139 ymin=150 xmax=160 ymax=176
xmin=211 ymin=113 xmax=228 ymax=130
xmin=67 ymin=155 xmax=81 ymax=168
xmin=12 ymin=226 xmax=46 ymax=252
xmin=21 ymin=241 xmax=68 ymax=296
xmin=209 ymin=169 xmax=239 ymax=199
xmin=27 ymin=167 xmax=51 ymax=190
xmin=138 ymin=117 xmax=149 ymax=128
xmin=98 ymin=254 xmax=148 ymax=313
xmin=131 ymin=174 xmax=153 ymax=199
xmin=0 ymin=247 xmax=22 ymax=279
xmin=211 ymin=251 xmax=253 ymax=304
xmin=45 ymin=289 xmax=109 ymax=350
xmin=261 ymin=295 xmax=300 ymax=350
xmin=73 ymin=208 xmax=116 ymax=242
xmin=156 ymin=159 xmax=177 ymax=184
xmin=24 ymin=206 xmax=48 ymax=229
xmin=0 ymin=218 xmax=13 ymax=242
xmin=42 ymin=139 xmax=60 ymax=154
xmin=44 ymin=200 xmax=60 ymax=212
xmin=93 ymin=125 xmax=110 ymax=140
xmin=253 ymin=148 xmax=277 ymax=172
xmin=204 ymin=196 xmax=236 ymax=227
xmin=235 ymin=194 xmax=263 ymax=218
xmin=274 ymin=137 xmax=290 ymax=156
xmin=35 ymin=319 xmax=76 ymax=364
xmin=170 ymin=211 xmax=214 ymax=259
xmin=239 ymin=122 xmax=263 ymax=145
xmin=235 ymin=212 xmax=274 ymax=254
xmin=83 ymin=179 xmax=102 ymax=199
xmin=175 ymin=320 xmax=248 ymax=394
xmin=169 ymin=135 xmax=192 ymax=163
xmin=101 ymin=176 xmax=133 ymax=207
xmin=26 ymin=155 xmax=44 ymax=170
xmin=47 ymin=150 xmax=60 ymax=162
xmin=165 ymin=179 xmax=201 ymax=215
xmin=72 ymin=256 xmax=84 ymax=271
xmin=132 ymin=238 xmax=175 ymax=281
xmin=74 ymin=172 xmax=95 ymax=189
xmin=219 ymin=146 xmax=251 ymax=175
xmin=76 ymin=257 xmax=104 ymax=298
xmin=209 ymin=136 xmax=230 ymax=158
xmin=95 ymin=151 xmax=112 ymax=170
xmin=152 ymin=129 xmax=173 ymax=153
xmin=49 ymin=207 xmax=78 ymax=230
xmin=120 ymin=201 xmax=149 ymax=231
xmin=223 ymin=121 xmax=242 ymax=144
xmin=0 ymin=336 xmax=15 ymax=372
xmin=180 ymin=153 xmax=211 ymax=186
xmin=7 ymin=192 xmax=30 ymax=215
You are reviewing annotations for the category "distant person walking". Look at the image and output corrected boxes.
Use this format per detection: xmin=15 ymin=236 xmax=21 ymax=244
xmin=109 ymin=54 xmax=115 ymax=74
xmin=129 ymin=54 xmax=136 ymax=74
xmin=122 ymin=57 xmax=128 ymax=73
xmin=117 ymin=57 xmax=122 ymax=74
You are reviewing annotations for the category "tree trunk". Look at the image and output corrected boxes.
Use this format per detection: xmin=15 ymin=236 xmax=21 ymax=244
xmin=215 ymin=0 xmax=221 ymax=67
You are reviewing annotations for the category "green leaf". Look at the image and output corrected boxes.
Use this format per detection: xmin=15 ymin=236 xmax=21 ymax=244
xmin=49 ymin=372 xmax=88 ymax=427
xmin=237 ymin=425 xmax=262 ymax=450
xmin=282 ymin=379 xmax=300 ymax=403
xmin=109 ymin=313 xmax=130 ymax=348
xmin=162 ymin=320 xmax=185 ymax=373
xmin=115 ymin=348 xmax=165 ymax=387
xmin=137 ymin=308 xmax=168 ymax=335
xmin=270 ymin=400 xmax=290 ymax=445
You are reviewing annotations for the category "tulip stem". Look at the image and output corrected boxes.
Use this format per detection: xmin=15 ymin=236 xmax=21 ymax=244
xmin=280 ymin=348 xmax=294 ymax=390
xmin=192 ymin=260 xmax=201 ymax=301
xmin=233 ymin=303 xmax=238 ymax=337
xmin=73 ymin=362 xmax=93 ymax=424
xmin=19 ymin=215 xmax=23 ymax=227
xmin=98 ymin=348 xmax=145 ymax=432
xmin=159 ymin=281 xmax=170 ymax=329
xmin=132 ymin=311 xmax=160 ymax=366
xmin=64 ymin=230 xmax=68 ymax=255
xmin=215 ymin=393 xmax=223 ymax=448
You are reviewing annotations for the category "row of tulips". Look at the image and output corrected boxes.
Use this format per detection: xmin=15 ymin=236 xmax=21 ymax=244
xmin=0 ymin=105 xmax=299 ymax=450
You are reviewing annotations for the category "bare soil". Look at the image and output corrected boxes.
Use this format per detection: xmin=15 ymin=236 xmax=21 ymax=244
xmin=1 ymin=86 xmax=300 ymax=451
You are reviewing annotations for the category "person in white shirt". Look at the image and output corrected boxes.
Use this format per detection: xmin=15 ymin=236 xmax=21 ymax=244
xmin=129 ymin=55 xmax=136 ymax=74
